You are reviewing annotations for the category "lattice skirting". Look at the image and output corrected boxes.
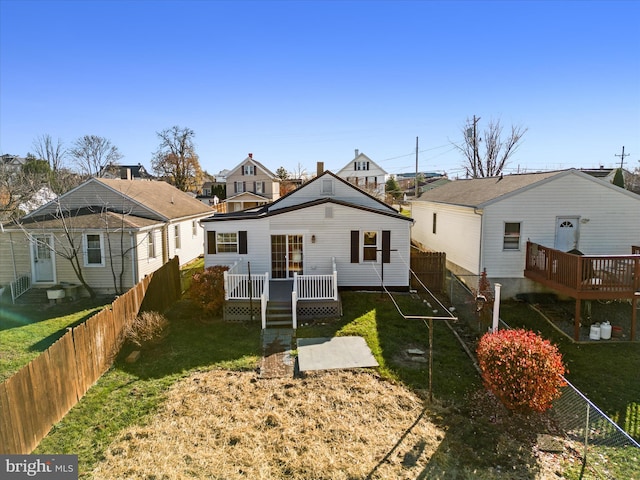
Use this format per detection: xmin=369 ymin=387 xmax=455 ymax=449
xmin=223 ymin=298 xmax=342 ymax=323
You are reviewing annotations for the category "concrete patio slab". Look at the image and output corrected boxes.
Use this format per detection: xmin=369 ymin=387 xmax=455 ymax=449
xmin=297 ymin=336 xmax=379 ymax=372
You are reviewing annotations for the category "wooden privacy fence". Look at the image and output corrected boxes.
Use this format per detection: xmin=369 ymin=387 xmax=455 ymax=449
xmin=410 ymin=247 xmax=446 ymax=293
xmin=0 ymin=256 xmax=181 ymax=454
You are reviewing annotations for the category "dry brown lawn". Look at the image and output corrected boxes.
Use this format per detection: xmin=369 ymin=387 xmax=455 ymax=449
xmin=93 ymin=369 xmax=563 ymax=479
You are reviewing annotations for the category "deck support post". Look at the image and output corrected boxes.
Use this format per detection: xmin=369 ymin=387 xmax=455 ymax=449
xmin=574 ymin=299 xmax=581 ymax=341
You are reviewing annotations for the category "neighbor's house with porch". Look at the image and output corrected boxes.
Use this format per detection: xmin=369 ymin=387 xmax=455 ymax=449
xmin=202 ymin=169 xmax=414 ymax=328
xmin=335 ymin=150 xmax=388 ymax=200
xmin=410 ymin=169 xmax=640 ymax=339
xmin=0 ymin=178 xmax=213 ymax=301
xmin=224 ymin=154 xmax=281 ymax=213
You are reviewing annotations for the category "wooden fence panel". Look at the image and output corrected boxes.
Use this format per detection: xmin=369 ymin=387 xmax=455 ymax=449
xmin=0 ymin=382 xmax=20 ymax=454
xmin=410 ymin=248 xmax=446 ymax=293
xmin=0 ymin=256 xmax=182 ymax=454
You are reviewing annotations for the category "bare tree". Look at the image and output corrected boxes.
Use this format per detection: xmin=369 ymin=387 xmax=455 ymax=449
xmin=151 ymin=126 xmax=203 ymax=192
xmin=454 ymin=116 xmax=527 ymax=178
xmin=69 ymin=135 xmax=123 ymax=177
xmin=32 ymin=134 xmax=66 ymax=172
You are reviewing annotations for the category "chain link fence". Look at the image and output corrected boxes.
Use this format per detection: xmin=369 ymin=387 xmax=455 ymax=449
xmin=446 ymin=272 xmax=640 ymax=478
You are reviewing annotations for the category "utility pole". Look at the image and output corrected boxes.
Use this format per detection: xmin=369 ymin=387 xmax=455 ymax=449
xmin=615 ymin=146 xmax=630 ymax=169
xmin=466 ymin=116 xmax=481 ymax=177
xmin=415 ymin=136 xmax=419 ymax=197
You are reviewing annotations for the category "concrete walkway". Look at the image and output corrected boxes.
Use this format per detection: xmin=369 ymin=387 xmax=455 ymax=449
xmin=259 ymin=329 xmax=295 ymax=379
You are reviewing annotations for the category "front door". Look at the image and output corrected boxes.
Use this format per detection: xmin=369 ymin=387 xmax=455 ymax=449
xmin=271 ymin=234 xmax=303 ymax=279
xmin=555 ymin=217 xmax=580 ymax=252
xmin=32 ymin=234 xmax=55 ymax=283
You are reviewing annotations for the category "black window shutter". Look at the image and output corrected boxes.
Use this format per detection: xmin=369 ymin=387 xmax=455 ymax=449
xmin=241 ymin=166 xmax=244 ymax=176
xmin=239 ymin=231 xmax=248 ymax=254
xmin=207 ymin=231 xmax=216 ymax=254
xmin=253 ymin=181 xmax=256 ymax=192
xmin=243 ymin=181 xmax=246 ymax=192
xmin=350 ymin=230 xmax=359 ymax=263
xmin=382 ymin=230 xmax=391 ymax=263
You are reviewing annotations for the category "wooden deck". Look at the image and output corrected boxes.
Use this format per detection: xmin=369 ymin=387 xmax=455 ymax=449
xmin=524 ymin=242 xmax=640 ymax=340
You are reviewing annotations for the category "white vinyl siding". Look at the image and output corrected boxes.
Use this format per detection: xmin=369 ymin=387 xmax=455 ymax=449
xmin=204 ymin=203 xmax=411 ymax=287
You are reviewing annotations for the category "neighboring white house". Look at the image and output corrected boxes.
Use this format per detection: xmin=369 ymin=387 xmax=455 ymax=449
xmin=202 ymin=170 xmax=414 ymax=290
xmin=0 ymin=178 xmax=213 ymax=296
xmin=335 ymin=150 xmax=388 ymax=200
xmin=410 ymin=169 xmax=640 ymax=298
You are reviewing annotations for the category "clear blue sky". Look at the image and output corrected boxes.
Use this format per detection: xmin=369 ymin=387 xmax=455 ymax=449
xmin=1 ymin=0 xmax=639 ymax=178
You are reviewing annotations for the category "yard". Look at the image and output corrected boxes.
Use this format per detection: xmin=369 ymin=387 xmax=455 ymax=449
xmin=1 ymin=283 xmax=638 ymax=478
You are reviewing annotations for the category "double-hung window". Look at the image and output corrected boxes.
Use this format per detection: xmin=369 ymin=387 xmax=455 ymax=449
xmin=84 ymin=233 xmax=104 ymax=267
xmin=503 ymin=222 xmax=521 ymax=250
xmin=217 ymin=233 xmax=238 ymax=253
xmin=363 ymin=231 xmax=378 ymax=261
xmin=174 ymin=225 xmax=181 ymax=250
xmin=148 ymin=230 xmax=156 ymax=258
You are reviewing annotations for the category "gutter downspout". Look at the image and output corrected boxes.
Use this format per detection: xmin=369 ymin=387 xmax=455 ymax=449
xmin=474 ymin=208 xmax=484 ymax=275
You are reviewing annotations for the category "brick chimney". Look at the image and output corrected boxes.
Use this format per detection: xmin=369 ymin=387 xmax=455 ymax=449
xmin=317 ymin=162 xmax=324 ymax=176
xmin=248 ymin=153 xmax=253 ymax=159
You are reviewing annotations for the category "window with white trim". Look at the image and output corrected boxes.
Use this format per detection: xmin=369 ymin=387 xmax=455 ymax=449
xmin=243 ymin=164 xmax=255 ymax=175
xmin=148 ymin=230 xmax=156 ymax=258
xmin=503 ymin=222 xmax=521 ymax=250
xmin=235 ymin=181 xmax=245 ymax=193
xmin=363 ymin=231 xmax=378 ymax=261
xmin=216 ymin=232 xmax=238 ymax=253
xmin=84 ymin=233 xmax=104 ymax=267
xmin=174 ymin=225 xmax=181 ymax=250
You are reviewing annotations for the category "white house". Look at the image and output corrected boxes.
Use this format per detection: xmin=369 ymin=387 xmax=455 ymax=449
xmin=335 ymin=150 xmax=388 ymax=200
xmin=410 ymin=169 xmax=640 ymax=298
xmin=201 ymin=169 xmax=414 ymax=327
xmin=0 ymin=178 xmax=213 ymax=298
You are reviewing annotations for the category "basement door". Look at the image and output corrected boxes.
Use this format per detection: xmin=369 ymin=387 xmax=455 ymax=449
xmin=271 ymin=234 xmax=303 ymax=279
xmin=31 ymin=234 xmax=55 ymax=283
xmin=554 ymin=217 xmax=580 ymax=252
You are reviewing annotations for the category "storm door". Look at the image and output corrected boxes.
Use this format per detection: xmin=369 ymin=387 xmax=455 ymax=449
xmin=32 ymin=234 xmax=55 ymax=283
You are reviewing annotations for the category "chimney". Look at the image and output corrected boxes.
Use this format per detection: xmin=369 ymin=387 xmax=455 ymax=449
xmin=120 ymin=167 xmax=132 ymax=180
xmin=317 ymin=162 xmax=324 ymax=176
xmin=354 ymin=149 xmax=359 ymax=158
xmin=248 ymin=153 xmax=253 ymax=159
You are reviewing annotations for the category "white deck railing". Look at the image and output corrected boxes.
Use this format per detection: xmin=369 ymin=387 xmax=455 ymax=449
xmin=224 ymin=271 xmax=269 ymax=300
xmin=293 ymin=257 xmax=338 ymax=301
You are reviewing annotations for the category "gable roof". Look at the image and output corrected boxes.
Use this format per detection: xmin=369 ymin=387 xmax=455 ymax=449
xmin=202 ymin=170 xmax=411 ymax=222
xmin=336 ymin=152 xmax=388 ymax=176
xmin=412 ymin=169 xmax=640 ymax=208
xmin=24 ymin=178 xmax=213 ymax=222
xmin=227 ymin=155 xmax=278 ymax=179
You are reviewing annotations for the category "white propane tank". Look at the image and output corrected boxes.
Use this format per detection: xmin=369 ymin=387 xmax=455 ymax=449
xmin=589 ymin=323 xmax=601 ymax=340
xmin=600 ymin=322 xmax=612 ymax=340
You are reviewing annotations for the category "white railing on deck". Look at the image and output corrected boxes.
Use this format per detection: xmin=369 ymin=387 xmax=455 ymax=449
xmin=293 ymin=257 xmax=338 ymax=300
xmin=224 ymin=271 xmax=269 ymax=300
xmin=10 ymin=273 xmax=31 ymax=304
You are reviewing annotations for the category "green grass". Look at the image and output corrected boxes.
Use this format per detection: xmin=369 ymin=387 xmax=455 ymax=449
xmin=0 ymin=299 xmax=112 ymax=382
xmin=498 ymin=301 xmax=640 ymax=437
xmin=179 ymin=256 xmax=205 ymax=293
xmin=297 ymin=291 xmax=481 ymax=403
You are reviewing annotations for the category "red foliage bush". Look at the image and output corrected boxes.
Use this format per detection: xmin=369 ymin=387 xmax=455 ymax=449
xmin=188 ymin=266 xmax=229 ymax=317
xmin=476 ymin=329 xmax=567 ymax=413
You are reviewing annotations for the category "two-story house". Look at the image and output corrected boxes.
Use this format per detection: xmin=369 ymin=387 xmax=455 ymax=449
xmin=335 ymin=150 xmax=388 ymax=200
xmin=225 ymin=154 xmax=281 ymax=212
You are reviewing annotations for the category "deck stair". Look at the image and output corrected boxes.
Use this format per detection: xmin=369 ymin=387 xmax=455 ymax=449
xmin=265 ymin=300 xmax=294 ymax=328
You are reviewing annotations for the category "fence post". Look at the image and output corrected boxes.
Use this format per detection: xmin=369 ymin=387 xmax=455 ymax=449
xmin=223 ymin=271 xmax=229 ymax=301
xmin=492 ymin=283 xmax=501 ymax=332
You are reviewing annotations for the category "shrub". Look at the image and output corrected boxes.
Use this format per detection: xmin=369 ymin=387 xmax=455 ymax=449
xmin=124 ymin=311 xmax=169 ymax=348
xmin=476 ymin=329 xmax=566 ymax=413
xmin=188 ymin=265 xmax=229 ymax=317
